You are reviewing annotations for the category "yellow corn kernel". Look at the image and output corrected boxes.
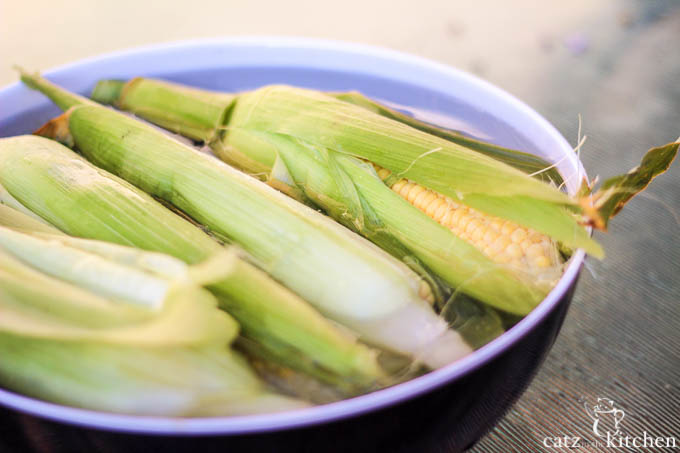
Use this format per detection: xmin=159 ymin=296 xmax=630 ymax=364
xmin=449 ymin=208 xmax=464 ymax=227
xmin=483 ymin=228 xmax=499 ymax=246
xmin=406 ymin=184 xmax=425 ymax=203
xmin=529 ymin=231 xmax=544 ymax=243
xmin=458 ymin=216 xmax=471 ymax=232
xmin=392 ymin=179 xmax=407 ymax=193
xmin=510 ymin=228 xmax=527 ymax=244
xmin=376 ymin=167 xmax=392 ymax=180
xmin=432 ymin=200 xmax=449 ymax=222
xmin=490 ymin=236 xmax=511 ymax=255
xmin=506 ymin=243 xmax=523 ymax=259
xmin=466 ymin=219 xmax=481 ymax=235
xmin=414 ymin=190 xmax=436 ymax=209
xmin=425 ymin=196 xmax=443 ymax=217
xmin=526 ymin=243 xmax=544 ymax=258
xmin=533 ymin=255 xmax=551 ymax=268
xmin=471 ymin=226 xmax=485 ymax=242
xmin=441 ymin=209 xmax=455 ymax=228
xmin=489 ymin=219 xmax=504 ymax=232
xmin=419 ymin=279 xmax=435 ymax=303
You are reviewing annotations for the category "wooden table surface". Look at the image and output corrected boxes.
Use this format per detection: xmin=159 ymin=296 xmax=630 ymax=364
xmin=1 ymin=1 xmax=678 ymax=451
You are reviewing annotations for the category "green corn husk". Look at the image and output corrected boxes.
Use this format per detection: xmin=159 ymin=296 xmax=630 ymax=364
xmin=0 ymin=208 xmax=308 ymax=415
xmin=88 ymin=77 xmax=678 ymax=317
xmin=89 ymin=78 xmax=575 ymax=313
xmin=0 ymin=136 xmax=384 ymax=389
xmin=0 ymin=226 xmax=181 ymax=310
xmin=88 ymin=79 xmax=605 ymax=261
xmin=0 ymin=333 xmax=308 ymax=416
xmin=0 ymin=218 xmax=239 ymax=345
xmin=92 ymin=77 xmax=236 ymax=142
xmin=0 ymin=251 xmax=236 ymax=347
xmin=226 ymin=86 xmax=602 ymax=255
xmin=23 ymin=74 xmax=476 ymax=370
xmin=1 ymin=182 xmax=58 ymax=228
xmin=222 ymin=129 xmax=551 ymax=313
xmin=0 ymin=203 xmax=63 ymax=234
xmin=90 ymin=82 xmax=600 ymax=245
xmin=91 ymin=79 xmax=677 ymax=252
xmin=588 ymin=140 xmax=680 ymax=229
xmin=329 ymin=91 xmax=564 ymax=184
xmin=91 ymin=78 xmax=560 ymax=182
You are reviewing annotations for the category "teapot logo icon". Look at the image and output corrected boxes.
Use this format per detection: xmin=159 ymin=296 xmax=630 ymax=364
xmin=584 ymin=398 xmax=625 ymax=438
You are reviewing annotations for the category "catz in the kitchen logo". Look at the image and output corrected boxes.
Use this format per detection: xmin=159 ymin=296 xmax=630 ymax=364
xmin=542 ymin=397 xmax=677 ymax=449
xmin=584 ymin=398 xmax=625 ymax=438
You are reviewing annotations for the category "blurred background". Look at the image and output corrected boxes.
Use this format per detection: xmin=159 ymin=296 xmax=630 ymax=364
xmin=1 ymin=0 xmax=678 ymax=450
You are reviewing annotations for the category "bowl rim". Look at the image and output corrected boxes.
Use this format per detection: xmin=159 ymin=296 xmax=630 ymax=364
xmin=0 ymin=36 xmax=587 ymax=435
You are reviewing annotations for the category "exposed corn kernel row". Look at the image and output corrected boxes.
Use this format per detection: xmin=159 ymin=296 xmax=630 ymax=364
xmin=374 ymin=166 xmax=560 ymax=275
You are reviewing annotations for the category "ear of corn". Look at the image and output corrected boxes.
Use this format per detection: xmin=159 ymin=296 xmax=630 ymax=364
xmin=0 ymin=219 xmax=238 ymax=346
xmin=86 ymin=78 xmax=601 ymax=275
xmin=379 ymin=167 xmax=562 ymax=276
xmin=0 ymin=225 xmax=179 ymax=310
xmin=223 ymin=128 xmax=548 ymax=313
xmin=0 ymin=206 xmax=309 ymax=415
xmin=329 ymin=91 xmax=564 ymax=184
xmin=0 ymin=333 xmax=308 ymax=416
xmin=87 ymin=77 xmax=603 ymax=256
xmin=23 ymin=74 xmax=479 ymax=370
xmin=227 ymin=86 xmax=602 ymax=257
xmin=86 ymin=78 xmax=560 ymax=313
xmin=50 ymin=103 xmax=469 ymax=368
xmin=92 ymin=78 xmax=562 ymax=182
xmin=0 ymin=135 xmax=385 ymax=389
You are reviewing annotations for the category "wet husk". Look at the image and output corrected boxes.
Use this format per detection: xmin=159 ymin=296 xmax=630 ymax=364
xmin=0 ymin=205 xmax=307 ymax=416
xmin=0 ymin=135 xmax=386 ymax=392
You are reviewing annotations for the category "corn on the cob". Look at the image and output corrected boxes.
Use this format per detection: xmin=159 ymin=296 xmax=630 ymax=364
xmin=0 ymin=225 xmax=238 ymax=346
xmin=14 ymin=72 xmax=676 ymax=404
xmin=88 ymin=76 xmax=556 ymax=315
xmin=0 ymin=205 xmax=307 ymax=415
xmin=0 ymin=135 xmax=384 ymax=389
xmin=91 ymin=79 xmax=561 ymax=182
xmin=22 ymin=73 xmax=479 ymax=370
xmin=89 ymin=78 xmax=677 ymax=263
xmin=377 ymin=166 xmax=561 ymax=280
xmin=224 ymin=86 xmax=603 ymax=253
xmin=0 ymin=334 xmax=308 ymax=416
xmin=330 ymin=91 xmax=564 ymax=184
